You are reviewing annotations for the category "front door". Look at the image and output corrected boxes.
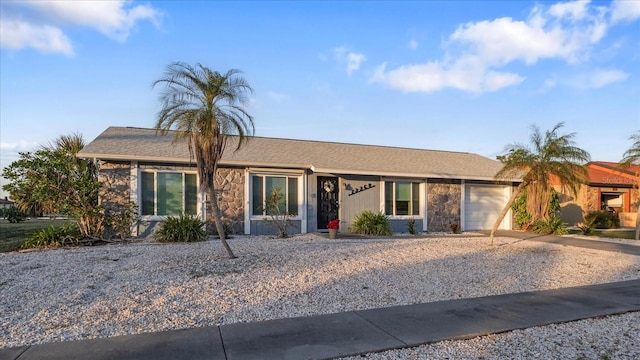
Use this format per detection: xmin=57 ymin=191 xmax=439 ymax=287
xmin=317 ymin=176 xmax=339 ymax=231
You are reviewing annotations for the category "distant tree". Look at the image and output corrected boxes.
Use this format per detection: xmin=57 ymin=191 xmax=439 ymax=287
xmin=153 ymin=62 xmax=254 ymax=259
xmin=489 ymin=123 xmax=590 ymax=245
xmin=620 ymin=131 xmax=640 ymax=240
xmin=2 ymin=133 xmax=104 ymax=237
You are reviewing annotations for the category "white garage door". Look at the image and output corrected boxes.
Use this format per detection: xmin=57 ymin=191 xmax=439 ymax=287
xmin=464 ymin=185 xmax=509 ymax=230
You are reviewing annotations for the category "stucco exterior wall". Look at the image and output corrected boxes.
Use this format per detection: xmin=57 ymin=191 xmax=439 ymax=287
xmin=556 ymin=184 xmax=588 ymax=225
xmin=427 ymin=182 xmax=461 ymax=232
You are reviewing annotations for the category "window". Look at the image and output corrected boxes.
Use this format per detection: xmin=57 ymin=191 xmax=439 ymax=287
xmin=252 ymin=175 xmax=299 ymax=216
xmin=141 ymin=171 xmax=197 ymax=216
xmin=385 ymin=181 xmax=420 ymax=216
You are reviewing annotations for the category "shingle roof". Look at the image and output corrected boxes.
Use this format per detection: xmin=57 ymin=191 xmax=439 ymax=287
xmin=79 ymin=126 xmax=507 ymax=180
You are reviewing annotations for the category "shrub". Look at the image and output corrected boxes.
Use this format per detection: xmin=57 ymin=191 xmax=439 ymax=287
xmin=105 ymin=203 xmax=139 ymax=241
xmin=511 ymin=192 xmax=532 ymax=229
xmin=154 ymin=213 xmax=208 ymax=242
xmin=407 ymin=219 xmax=417 ymax=235
xmin=577 ymin=223 xmax=594 ymax=235
xmin=263 ymin=187 xmax=294 ymax=238
xmin=5 ymin=206 xmax=27 ymax=223
xmin=352 ymin=210 xmax=392 ymax=236
xmin=23 ymin=223 xmax=80 ymax=248
xmin=532 ymin=216 xmax=568 ymax=235
xmin=584 ymin=210 xmax=620 ymax=229
xmin=449 ymin=223 xmax=461 ymax=234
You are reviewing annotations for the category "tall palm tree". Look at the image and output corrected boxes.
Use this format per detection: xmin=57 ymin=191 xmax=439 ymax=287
xmin=153 ymin=62 xmax=254 ymax=259
xmin=620 ymin=131 xmax=640 ymax=240
xmin=489 ymin=123 xmax=590 ymax=245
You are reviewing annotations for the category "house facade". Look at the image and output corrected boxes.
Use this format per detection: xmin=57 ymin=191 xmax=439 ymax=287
xmin=555 ymin=161 xmax=639 ymax=227
xmin=79 ymin=127 xmax=517 ymax=236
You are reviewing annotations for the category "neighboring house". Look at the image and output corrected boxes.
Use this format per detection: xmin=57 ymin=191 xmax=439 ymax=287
xmin=554 ymin=161 xmax=639 ymax=227
xmin=78 ymin=126 xmax=518 ymax=237
xmin=0 ymin=196 xmax=14 ymax=210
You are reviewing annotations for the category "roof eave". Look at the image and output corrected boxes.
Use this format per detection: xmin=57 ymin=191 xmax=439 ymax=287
xmin=311 ymin=166 xmax=515 ymax=182
xmin=78 ymin=153 xmax=519 ymax=182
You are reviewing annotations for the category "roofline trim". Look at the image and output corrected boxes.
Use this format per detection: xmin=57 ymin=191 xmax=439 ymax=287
xmin=78 ymin=154 xmax=519 ymax=182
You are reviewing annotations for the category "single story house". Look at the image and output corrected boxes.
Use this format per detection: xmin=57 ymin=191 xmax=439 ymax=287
xmin=555 ymin=161 xmax=639 ymax=227
xmin=78 ymin=126 xmax=518 ymax=237
xmin=0 ymin=196 xmax=14 ymax=210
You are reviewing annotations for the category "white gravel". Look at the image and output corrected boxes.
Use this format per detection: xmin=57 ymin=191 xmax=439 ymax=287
xmin=1 ymin=234 xmax=639 ymax=359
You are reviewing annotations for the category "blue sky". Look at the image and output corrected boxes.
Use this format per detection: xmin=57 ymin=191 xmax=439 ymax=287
xmin=1 ymin=0 xmax=639 ymax=197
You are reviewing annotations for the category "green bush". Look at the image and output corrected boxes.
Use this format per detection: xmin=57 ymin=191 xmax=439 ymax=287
xmin=5 ymin=206 xmax=27 ymax=223
xmin=407 ymin=219 xmax=417 ymax=235
xmin=532 ymin=216 xmax=568 ymax=235
xmin=511 ymin=192 xmax=532 ymax=229
xmin=577 ymin=223 xmax=594 ymax=235
xmin=23 ymin=223 xmax=80 ymax=248
xmin=105 ymin=203 xmax=139 ymax=240
xmin=352 ymin=210 xmax=392 ymax=236
xmin=584 ymin=210 xmax=620 ymax=229
xmin=154 ymin=213 xmax=208 ymax=242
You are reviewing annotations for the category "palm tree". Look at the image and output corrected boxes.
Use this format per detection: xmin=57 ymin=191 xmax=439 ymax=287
xmin=153 ymin=62 xmax=254 ymax=259
xmin=620 ymin=131 xmax=640 ymax=240
xmin=489 ymin=123 xmax=590 ymax=245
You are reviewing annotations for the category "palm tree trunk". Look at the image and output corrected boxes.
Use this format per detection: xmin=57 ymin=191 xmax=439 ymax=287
xmin=209 ymin=187 xmax=236 ymax=259
xmin=489 ymin=182 xmax=526 ymax=246
xmin=635 ymin=202 xmax=640 ymax=241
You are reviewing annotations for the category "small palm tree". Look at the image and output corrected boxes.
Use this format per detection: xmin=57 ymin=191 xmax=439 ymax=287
xmin=489 ymin=123 xmax=590 ymax=245
xmin=620 ymin=131 xmax=640 ymax=240
xmin=153 ymin=62 xmax=254 ymax=259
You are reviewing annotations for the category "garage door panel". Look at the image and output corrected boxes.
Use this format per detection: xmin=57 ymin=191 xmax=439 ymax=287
xmin=464 ymin=185 xmax=508 ymax=230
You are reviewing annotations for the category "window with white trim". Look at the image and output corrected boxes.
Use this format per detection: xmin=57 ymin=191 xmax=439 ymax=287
xmin=140 ymin=171 xmax=198 ymax=216
xmin=385 ymin=181 xmax=420 ymax=216
xmin=251 ymin=175 xmax=299 ymax=216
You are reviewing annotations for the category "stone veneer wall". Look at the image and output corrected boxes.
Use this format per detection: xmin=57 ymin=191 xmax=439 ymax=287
xmin=427 ymin=183 xmax=461 ymax=232
xmin=585 ymin=186 xmax=600 ymax=213
xmin=213 ymin=168 xmax=245 ymax=234
xmin=99 ymin=162 xmax=245 ymax=235
xmin=98 ymin=161 xmax=131 ymax=213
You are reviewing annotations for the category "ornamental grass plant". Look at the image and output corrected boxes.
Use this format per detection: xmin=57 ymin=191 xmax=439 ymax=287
xmin=351 ymin=210 xmax=392 ymax=236
xmin=154 ymin=213 xmax=208 ymax=243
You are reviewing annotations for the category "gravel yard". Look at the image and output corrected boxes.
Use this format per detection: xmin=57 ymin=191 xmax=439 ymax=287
xmin=1 ymin=234 xmax=639 ymax=358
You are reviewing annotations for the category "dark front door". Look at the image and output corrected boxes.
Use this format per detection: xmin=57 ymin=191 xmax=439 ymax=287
xmin=317 ymin=176 xmax=339 ymax=231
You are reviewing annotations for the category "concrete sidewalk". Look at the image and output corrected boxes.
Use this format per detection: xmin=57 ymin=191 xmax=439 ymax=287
xmin=3 ymin=233 xmax=640 ymax=360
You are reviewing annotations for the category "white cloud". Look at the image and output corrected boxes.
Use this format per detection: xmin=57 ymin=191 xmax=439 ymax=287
xmin=610 ymin=0 xmax=640 ymax=23
xmin=585 ymin=69 xmax=629 ymax=88
xmin=372 ymin=0 xmax=629 ymax=94
xmin=548 ymin=0 xmax=590 ymax=21
xmin=408 ymin=39 xmax=418 ymax=50
xmin=541 ymin=77 xmax=558 ymax=92
xmin=0 ymin=19 xmax=73 ymax=56
xmin=23 ymin=0 xmax=161 ymax=42
xmin=333 ymin=46 xmax=366 ymax=76
xmin=0 ymin=139 xmax=38 ymax=152
xmin=346 ymin=52 xmax=366 ymax=76
xmin=267 ymin=91 xmax=290 ymax=102
xmin=372 ymin=59 xmax=523 ymax=93
xmin=0 ymin=0 xmax=161 ymax=55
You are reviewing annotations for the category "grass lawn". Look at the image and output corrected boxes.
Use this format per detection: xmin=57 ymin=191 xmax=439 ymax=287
xmin=592 ymin=229 xmax=637 ymax=240
xmin=0 ymin=219 xmax=75 ymax=252
xmin=568 ymin=228 xmax=638 ymax=240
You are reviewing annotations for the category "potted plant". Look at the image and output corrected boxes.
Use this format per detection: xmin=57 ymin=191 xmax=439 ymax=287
xmin=327 ymin=219 xmax=340 ymax=239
